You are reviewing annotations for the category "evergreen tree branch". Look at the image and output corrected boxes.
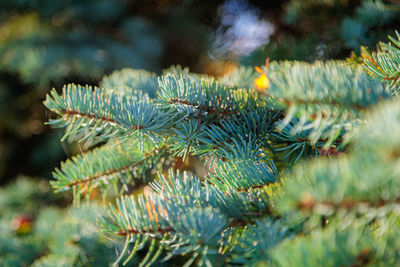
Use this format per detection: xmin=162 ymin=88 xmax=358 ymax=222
xmin=44 ymin=84 xmax=178 ymax=147
xmin=100 ymin=68 xmax=158 ymax=98
xmin=266 ymin=61 xmax=389 ymax=147
xmin=362 ymin=37 xmax=400 ymax=95
xmin=51 ymin=141 xmax=167 ymax=197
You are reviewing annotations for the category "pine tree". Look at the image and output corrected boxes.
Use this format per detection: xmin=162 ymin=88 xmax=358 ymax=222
xmin=44 ymin=31 xmax=400 ymax=266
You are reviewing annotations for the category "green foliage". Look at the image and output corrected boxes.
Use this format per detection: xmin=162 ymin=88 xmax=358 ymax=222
xmin=361 ymin=31 xmax=400 ymax=94
xmin=264 ymin=101 xmax=400 ymax=266
xmin=51 ymin=141 xmax=166 ymax=200
xmin=0 ymin=178 xmax=124 ymax=267
xmin=44 ymin=84 xmax=177 ymax=148
xmin=100 ymin=69 xmax=159 ymax=99
xmin=43 ymin=26 xmax=400 ymax=266
xmin=32 ymin=205 xmax=118 ymax=267
xmin=0 ymin=0 xmax=219 ymax=185
xmin=267 ymin=61 xmax=388 ymax=146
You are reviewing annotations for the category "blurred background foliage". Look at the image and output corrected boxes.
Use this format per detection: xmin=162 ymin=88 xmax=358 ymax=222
xmin=0 ymin=0 xmax=222 ymax=183
xmin=242 ymin=0 xmax=400 ymax=64
xmin=0 ymin=0 xmax=399 ymax=265
xmin=1 ymin=0 xmax=399 ymax=184
xmin=0 ymin=177 xmax=125 ymax=266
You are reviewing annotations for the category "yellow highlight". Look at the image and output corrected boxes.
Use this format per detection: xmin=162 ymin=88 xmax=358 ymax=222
xmin=255 ymin=73 xmax=270 ymax=93
xmin=254 ymin=58 xmax=270 ymax=94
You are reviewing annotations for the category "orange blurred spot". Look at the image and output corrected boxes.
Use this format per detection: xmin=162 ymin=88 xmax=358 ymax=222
xmin=145 ymin=201 xmax=153 ymax=222
xmin=11 ymin=214 xmax=33 ymax=235
xmin=146 ymin=198 xmax=160 ymax=223
xmin=254 ymin=58 xmax=270 ymax=94
xmin=254 ymin=66 xmax=263 ymax=74
xmin=150 ymin=199 xmax=159 ymax=223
